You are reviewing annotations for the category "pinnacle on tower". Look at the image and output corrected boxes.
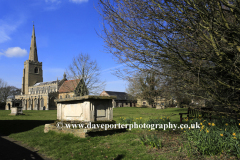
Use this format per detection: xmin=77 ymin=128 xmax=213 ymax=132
xmin=63 ymin=72 xmax=67 ymax=80
xmin=29 ymin=24 xmax=38 ymax=62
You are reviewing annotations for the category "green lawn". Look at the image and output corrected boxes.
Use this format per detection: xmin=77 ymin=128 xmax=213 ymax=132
xmin=0 ymin=108 xmax=236 ymax=160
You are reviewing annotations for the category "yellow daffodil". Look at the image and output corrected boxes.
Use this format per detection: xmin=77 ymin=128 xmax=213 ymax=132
xmin=208 ymin=123 xmax=211 ymax=125
xmin=220 ymin=133 xmax=223 ymax=136
xmin=225 ymin=123 xmax=228 ymax=126
xmin=233 ymin=133 xmax=236 ymax=136
xmin=212 ymin=123 xmax=215 ymax=126
xmin=233 ymin=137 xmax=237 ymax=139
xmin=200 ymin=123 xmax=202 ymax=125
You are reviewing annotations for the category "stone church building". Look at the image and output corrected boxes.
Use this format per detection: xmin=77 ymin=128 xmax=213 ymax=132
xmin=5 ymin=25 xmax=79 ymax=110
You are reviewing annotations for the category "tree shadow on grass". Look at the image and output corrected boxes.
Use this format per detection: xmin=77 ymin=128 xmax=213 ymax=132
xmin=0 ymin=120 xmax=54 ymax=136
xmin=87 ymin=128 xmax=127 ymax=137
xmin=0 ymin=136 xmax=52 ymax=160
xmin=114 ymin=154 xmax=125 ymax=160
xmin=164 ymin=108 xmax=188 ymax=112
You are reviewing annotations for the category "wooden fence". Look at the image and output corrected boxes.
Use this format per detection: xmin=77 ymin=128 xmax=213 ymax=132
xmin=179 ymin=105 xmax=240 ymax=123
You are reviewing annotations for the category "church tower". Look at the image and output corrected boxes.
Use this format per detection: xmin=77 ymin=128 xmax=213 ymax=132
xmin=21 ymin=25 xmax=43 ymax=95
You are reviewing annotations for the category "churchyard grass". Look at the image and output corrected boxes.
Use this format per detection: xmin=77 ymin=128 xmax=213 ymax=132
xmin=0 ymin=108 xmax=238 ymax=159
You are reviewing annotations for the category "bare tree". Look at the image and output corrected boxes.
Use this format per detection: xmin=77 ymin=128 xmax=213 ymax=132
xmin=126 ymin=71 xmax=163 ymax=107
xmin=0 ymin=78 xmax=21 ymax=102
xmin=0 ymin=79 xmax=8 ymax=102
xmin=66 ymin=53 xmax=106 ymax=95
xmin=98 ymin=0 xmax=240 ymax=111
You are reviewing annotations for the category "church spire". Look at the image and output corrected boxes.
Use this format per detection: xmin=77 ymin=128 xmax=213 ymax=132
xmin=29 ymin=24 xmax=38 ymax=62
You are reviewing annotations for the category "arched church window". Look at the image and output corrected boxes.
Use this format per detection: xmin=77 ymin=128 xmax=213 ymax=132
xmin=34 ymin=67 xmax=38 ymax=73
xmin=60 ymin=96 xmax=62 ymax=99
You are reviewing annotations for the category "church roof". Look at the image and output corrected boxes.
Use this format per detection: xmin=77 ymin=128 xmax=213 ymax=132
xmin=59 ymin=79 xmax=80 ymax=93
xmin=101 ymin=91 xmax=129 ymax=100
xmin=34 ymin=80 xmax=58 ymax=86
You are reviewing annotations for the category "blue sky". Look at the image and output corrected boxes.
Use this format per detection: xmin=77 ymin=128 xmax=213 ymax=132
xmin=0 ymin=0 xmax=128 ymax=93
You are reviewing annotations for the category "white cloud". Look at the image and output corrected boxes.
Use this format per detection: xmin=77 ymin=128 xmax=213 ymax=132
xmin=0 ymin=16 xmax=25 ymax=43
xmin=1 ymin=47 xmax=27 ymax=57
xmin=0 ymin=22 xmax=17 ymax=43
xmin=101 ymin=64 xmax=125 ymax=74
xmin=69 ymin=0 xmax=88 ymax=4
xmin=0 ymin=29 xmax=11 ymax=43
xmin=44 ymin=0 xmax=61 ymax=10
xmin=45 ymin=0 xmax=61 ymax=3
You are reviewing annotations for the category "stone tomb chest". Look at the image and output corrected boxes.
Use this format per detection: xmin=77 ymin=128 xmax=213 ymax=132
xmin=9 ymin=107 xmax=24 ymax=115
xmin=55 ymin=95 xmax=116 ymax=122
xmin=8 ymin=99 xmax=24 ymax=115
